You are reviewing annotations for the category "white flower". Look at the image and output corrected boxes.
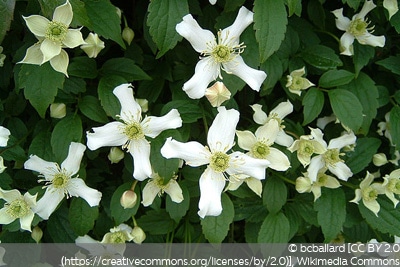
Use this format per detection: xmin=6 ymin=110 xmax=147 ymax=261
xmin=142 ymin=173 xmax=183 ymax=207
xmin=382 ymin=169 xmax=400 ymax=207
xmin=236 ymin=119 xmax=290 ymax=171
xmin=18 ymin=0 xmax=86 ymax=76
xmin=296 ymin=169 xmax=341 ymax=201
xmin=86 ymin=83 xmax=182 ymax=181
xmin=161 ymin=107 xmax=269 ymax=218
xmin=24 ymin=142 xmax=102 ymax=220
xmin=307 ymin=130 xmax=356 ymax=182
xmin=101 ymin=223 xmax=134 ymax=243
xmin=0 ymin=126 xmax=10 ymax=147
xmin=0 ymin=188 xmax=37 ymax=232
xmin=332 ymin=0 xmax=385 ymax=56
xmin=176 ymin=6 xmax=266 ymax=99
xmin=350 ymin=171 xmax=385 ymax=216
xmin=377 ymin=112 xmax=394 ymax=146
xmin=251 ymin=100 xmax=294 ymax=147
xmin=383 ymin=0 xmax=399 ymax=20
xmin=286 ymin=67 xmax=315 ymax=96
xmin=205 ymin=81 xmax=231 ymax=107
xmin=80 ymin=33 xmax=105 ymax=58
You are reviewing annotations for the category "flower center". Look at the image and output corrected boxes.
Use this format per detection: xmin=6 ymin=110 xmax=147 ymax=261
xmin=108 ymin=231 xmax=128 ymax=243
xmin=288 ymin=76 xmax=306 ymax=90
xmin=387 ymin=178 xmax=400 ymax=194
xmin=6 ymin=198 xmax=30 ymax=219
xmin=349 ymin=18 xmax=368 ymax=36
xmin=323 ymin=148 xmax=342 ymax=166
xmin=299 ymin=140 xmax=315 ymax=157
xmin=316 ymin=173 xmax=328 ymax=187
xmin=123 ymin=121 xmax=144 ymax=140
xmin=210 ymin=152 xmax=230 ymax=172
xmin=45 ymin=21 xmax=68 ymax=42
xmin=251 ymin=142 xmax=270 ymax=159
xmin=52 ymin=172 xmax=70 ymax=189
xmin=211 ymin=44 xmax=233 ymax=63
xmin=363 ymin=187 xmax=378 ymax=202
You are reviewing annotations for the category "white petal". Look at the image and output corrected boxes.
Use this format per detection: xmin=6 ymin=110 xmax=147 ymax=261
xmin=360 ymin=171 xmax=375 ymax=189
xmin=33 ymin=188 xmax=65 ymax=219
xmin=208 ymin=107 xmax=239 ymax=152
xmin=339 ymin=32 xmax=355 ymax=56
xmin=223 ymin=56 xmax=266 ymax=92
xmin=310 ymin=127 xmax=327 ymax=147
xmin=86 ymin=121 xmax=128 ymax=150
xmin=176 ymin=14 xmax=215 ymax=53
xmin=221 ymin=6 xmax=253 ymax=46
xmin=275 ymin=130 xmax=294 ymax=147
xmin=113 ymin=83 xmax=142 ymax=122
xmin=23 ymin=15 xmax=49 ymax=37
xmin=356 ymin=32 xmax=385 ymax=47
xmin=20 ymin=211 xmax=35 ymax=232
xmin=328 ymin=131 xmax=356 ymax=149
xmin=161 ymin=137 xmax=210 ymax=167
xmin=307 ymin=155 xmax=325 ymax=182
xmin=0 ymin=188 xmax=21 ymax=202
xmin=63 ymin=29 xmax=85 ymax=48
xmin=328 ymin=161 xmax=353 ymax=181
xmin=316 ymin=115 xmax=336 ymax=130
xmin=67 ymin=178 xmax=102 ymax=207
xmin=164 ymin=180 xmax=184 ymax=203
xmin=290 ymin=67 xmax=306 ymax=77
xmin=183 ymin=58 xmax=219 ymax=99
xmin=236 ymin=130 xmax=257 ymax=151
xmin=198 ymin=168 xmax=225 ymax=218
xmin=53 ymin=0 xmax=73 ymax=26
xmin=245 ymin=177 xmax=262 ymax=197
xmin=142 ymin=109 xmax=182 ymax=138
xmin=255 ymin=120 xmax=280 ymax=145
xmin=270 ymin=100 xmax=293 ymax=119
xmin=227 ymin=152 xmax=269 ymax=180
xmin=296 ymin=177 xmax=312 ymax=193
xmin=0 ymin=126 xmax=10 ymax=147
xmin=226 ymin=179 xmax=243 ymax=191
xmin=331 ymin=8 xmax=351 ymax=31
xmin=363 ymin=199 xmax=380 ymax=216
xmin=17 ymin=43 xmax=44 ymax=65
xmin=49 ymin=49 xmax=69 ymax=76
xmin=251 ymin=104 xmax=268 ymax=125
xmin=324 ymin=176 xmax=341 ymax=189
xmin=0 ymin=207 xmax=16 ymax=225
xmin=311 ymin=186 xmax=322 ymax=201
xmin=130 ymin=138 xmax=152 ymax=181
xmin=350 ymin=188 xmax=362 ymax=203
xmin=385 ymin=191 xmax=399 ymax=208
xmin=355 ymin=0 xmax=376 ymax=20
xmin=384 ymin=0 xmax=399 ymax=19
xmin=141 ymin=181 xmax=160 ymax=207
xmin=24 ymin=155 xmax=58 ymax=179
xmin=266 ymin=147 xmax=290 ymax=171
xmin=61 ymin=142 xmax=85 ymax=176
xmin=40 ymin=38 xmax=62 ymax=62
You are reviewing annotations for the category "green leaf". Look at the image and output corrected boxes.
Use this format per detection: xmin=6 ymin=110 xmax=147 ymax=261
xmin=137 ymin=79 xmax=165 ymax=103
xmin=301 ymin=45 xmax=342 ymax=70
xmin=19 ymin=63 xmax=65 ymax=118
xmin=28 ymin=131 xmax=55 ymax=162
xmin=98 ymin=75 xmax=127 ymax=119
xmin=201 ymin=193 xmax=234 ymax=243
xmin=136 ymin=209 xmax=175 ymax=235
xmin=258 ymin=212 xmax=290 ymax=242
xmin=390 ymin=106 xmax=400 ymax=148
xmin=307 ymin=0 xmax=325 ymax=29
xmin=68 ymin=57 xmax=98 ymax=79
xmin=328 ymin=89 xmax=363 ymax=132
xmin=359 ymin=196 xmax=400 ymax=236
xmin=254 ymin=0 xmax=288 ymax=63
xmin=346 ymin=137 xmax=381 ymax=175
xmin=287 ymin=0 xmax=302 ymax=17
xmin=318 ymin=70 xmax=355 ymax=88
xmin=84 ymin=0 xmax=125 ymax=48
xmin=263 ymin=176 xmax=287 ymax=214
xmin=50 ymin=115 xmax=83 ymax=163
xmin=79 ymin=95 xmax=109 ymax=123
xmin=302 ymin=87 xmax=324 ymax=125
xmin=110 ymin=182 xmax=140 ymax=225
xmin=69 ymin=0 xmax=92 ymax=28
xmin=47 ymin=204 xmax=78 ymax=242
xmin=353 ymin=41 xmax=375 ymax=76
xmin=166 ymin=184 xmax=190 ymax=222
xmin=0 ymin=0 xmax=15 ymax=44
xmin=68 ymin=197 xmax=99 ymax=236
xmin=100 ymin=58 xmax=151 ymax=81
xmin=260 ymin=54 xmax=284 ymax=90
xmin=147 ymin=0 xmax=189 ymax=58
xmin=376 ymin=55 xmax=400 ymax=75
xmin=224 ymin=0 xmax=246 ymax=12
xmin=161 ymin=100 xmax=203 ymax=124
xmin=314 ymin=188 xmax=346 ymax=242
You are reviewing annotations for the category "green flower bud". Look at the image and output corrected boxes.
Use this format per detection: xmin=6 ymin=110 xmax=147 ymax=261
xmin=131 ymin=226 xmax=146 ymax=244
xmin=122 ymin=27 xmax=135 ymax=45
xmin=50 ymin=103 xmax=66 ymax=119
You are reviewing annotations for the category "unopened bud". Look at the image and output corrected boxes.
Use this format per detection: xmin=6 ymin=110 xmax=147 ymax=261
xmin=205 ymin=81 xmax=231 ymax=107
xmin=31 ymin=226 xmax=43 ymax=243
xmin=131 ymin=226 xmax=146 ymax=244
xmin=122 ymin=27 xmax=135 ymax=45
xmin=120 ymin=190 xmax=137 ymax=209
xmin=50 ymin=103 xmax=66 ymax=119
xmin=373 ymin=153 xmax=388 ymax=167
xmin=108 ymin=147 xmax=125 ymax=164
xmin=80 ymin=33 xmax=105 ymax=58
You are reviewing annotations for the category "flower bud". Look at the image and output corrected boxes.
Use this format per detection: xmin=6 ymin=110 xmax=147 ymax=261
xmin=120 ymin=190 xmax=137 ymax=209
xmin=31 ymin=226 xmax=43 ymax=243
xmin=131 ymin=226 xmax=146 ymax=244
xmin=80 ymin=33 xmax=105 ymax=58
xmin=205 ymin=81 xmax=231 ymax=107
xmin=108 ymin=147 xmax=125 ymax=164
xmin=50 ymin=103 xmax=66 ymax=119
xmin=373 ymin=153 xmax=388 ymax=167
xmin=122 ymin=27 xmax=135 ymax=45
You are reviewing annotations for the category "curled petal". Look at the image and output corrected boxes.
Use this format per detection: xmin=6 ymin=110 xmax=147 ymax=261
xmin=53 ymin=0 xmax=73 ymax=26
xmin=307 ymin=155 xmax=325 ymax=182
xmin=228 ymin=152 xmax=269 ymax=180
xmin=86 ymin=121 xmax=128 ymax=150
xmin=49 ymin=49 xmax=69 ymax=76
xmin=221 ymin=6 xmax=253 ymax=46
xmin=245 ymin=177 xmax=262 ymax=197
xmin=356 ymin=32 xmax=385 ymax=47
xmin=164 ymin=180 xmax=184 ymax=203
xmin=384 ymin=0 xmax=399 ymax=19
xmin=61 ymin=142 xmax=86 ymax=176
xmin=130 ymin=138 xmax=152 ymax=181
xmin=339 ymin=32 xmax=355 ymax=56
xmin=0 ymin=188 xmax=21 ymax=202
xmin=0 ymin=126 xmax=11 ymax=147
xmin=208 ymin=107 xmax=239 ymax=153
xmin=141 ymin=180 xmax=160 ymax=207
xmin=255 ymin=120 xmax=280 ymax=145
xmin=18 ymin=43 xmax=44 ymax=65
xmin=161 ymin=138 xmax=210 ymax=167
xmin=266 ymin=147 xmax=290 ymax=171
xmin=198 ymin=168 xmax=225 ymax=218
xmin=363 ymin=199 xmax=380 ymax=216
xmin=270 ymin=100 xmax=293 ymax=119
xmin=328 ymin=131 xmax=356 ymax=150
xmin=328 ymin=161 xmax=353 ymax=181
xmin=113 ymin=84 xmax=142 ymax=122
xmin=236 ymin=130 xmax=257 ymax=151
xmin=142 ymin=109 xmax=182 ymax=138
xmin=23 ymin=15 xmax=49 ymax=37
xmin=251 ymin=104 xmax=268 ymax=125
xmin=24 ymin=155 xmax=58 ymax=180
xmin=19 ymin=211 xmax=35 ymax=232
xmin=275 ymin=130 xmax=294 ymax=147
xmin=63 ymin=29 xmax=86 ymax=48
xmin=331 ymin=8 xmax=351 ymax=31
xmin=68 ymin=178 xmax=102 ymax=207
xmin=350 ymin=188 xmax=362 ymax=204
xmin=355 ymin=0 xmax=376 ymax=20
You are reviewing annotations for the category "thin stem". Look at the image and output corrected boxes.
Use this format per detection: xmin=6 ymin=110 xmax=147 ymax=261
xmin=275 ymin=172 xmax=296 ymax=185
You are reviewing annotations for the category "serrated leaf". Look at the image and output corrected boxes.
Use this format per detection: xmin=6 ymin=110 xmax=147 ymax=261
xmin=19 ymin=63 xmax=65 ymax=118
xmin=302 ymin=87 xmax=324 ymax=125
xmin=47 ymin=204 xmax=78 ymax=242
xmin=287 ymin=0 xmax=302 ymax=17
xmin=147 ymin=0 xmax=189 ymax=58
xmin=68 ymin=57 xmax=97 ymax=79
xmin=376 ymin=55 xmax=400 ymax=75
xmin=0 ymin=0 xmax=15 ymax=44
xmin=69 ymin=0 xmax=92 ymax=28
xmin=50 ymin=115 xmax=83 ymax=163
xmin=137 ymin=79 xmax=165 ymax=103
xmin=263 ymin=176 xmax=287 ymax=214
xmin=314 ymin=188 xmax=346 ymax=242
xmin=110 ymin=182 xmax=140 ymax=225
xmin=261 ymin=54 xmax=284 ymax=90
xmin=390 ymin=106 xmax=400 ymax=148
xmin=346 ymin=138 xmax=381 ymax=175
xmin=166 ymin=184 xmax=190 ymax=222
xmin=98 ymin=75 xmax=127 ymax=119
xmin=28 ymin=131 xmax=55 ymax=161
xmin=79 ymin=95 xmax=109 ymax=123
xmin=328 ymin=89 xmax=363 ymax=132
xmin=319 ymin=70 xmax=355 ymax=88
xmin=100 ymin=58 xmax=151 ymax=81
xmin=201 ymin=193 xmax=234 ymax=243
xmin=353 ymin=41 xmax=375 ymax=76
xmin=258 ymin=212 xmax=290 ymax=243
xmin=254 ymin=0 xmax=288 ymax=63
xmin=161 ymin=100 xmax=202 ymax=123
xmin=68 ymin=197 xmax=99 ymax=236
xmin=84 ymin=0 xmax=125 ymax=48
xmin=301 ymin=45 xmax=342 ymax=70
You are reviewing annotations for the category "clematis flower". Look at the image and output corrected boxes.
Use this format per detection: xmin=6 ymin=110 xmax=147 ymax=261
xmin=24 ymin=142 xmax=102 ymax=220
xmin=0 ymin=126 xmax=10 ymax=147
xmin=80 ymin=33 xmax=105 ymax=58
xmin=141 ymin=173 xmax=183 ymax=207
xmin=296 ymin=169 xmax=341 ymax=201
xmin=205 ymin=81 xmax=231 ymax=107
xmin=307 ymin=130 xmax=356 ymax=182
xmin=101 ymin=224 xmax=134 ymax=243
xmin=226 ymin=176 xmax=262 ymax=197
xmin=350 ymin=171 xmax=385 ymax=216
xmin=236 ymin=119 xmax=290 ymax=171
xmin=251 ymin=100 xmax=294 ymax=147
xmin=377 ymin=112 xmax=394 ymax=146
xmin=382 ymin=169 xmax=400 ymax=207
xmin=176 ymin=6 xmax=266 ymax=99
xmin=161 ymin=107 xmax=269 ymax=218
xmin=288 ymin=128 xmax=327 ymax=167
xmin=0 ymin=188 xmax=37 ymax=232
xmin=286 ymin=67 xmax=315 ymax=96
xmin=332 ymin=0 xmax=385 ymax=56
xmin=383 ymin=0 xmax=399 ymax=20
xmin=86 ymin=83 xmax=182 ymax=181
xmin=18 ymin=0 xmax=86 ymax=76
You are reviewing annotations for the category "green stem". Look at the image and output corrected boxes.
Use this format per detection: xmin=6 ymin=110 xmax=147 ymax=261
xmin=275 ymin=173 xmax=296 ymax=185
xmin=315 ymin=29 xmax=340 ymax=43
